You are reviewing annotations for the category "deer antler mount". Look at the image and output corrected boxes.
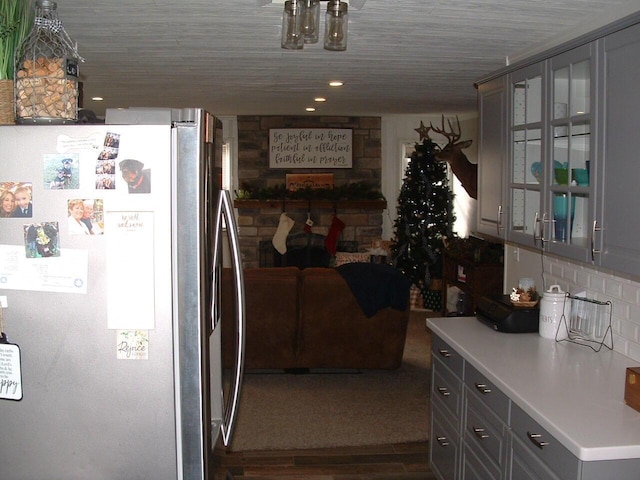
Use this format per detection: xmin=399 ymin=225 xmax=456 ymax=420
xmin=415 ymin=116 xmax=477 ymax=199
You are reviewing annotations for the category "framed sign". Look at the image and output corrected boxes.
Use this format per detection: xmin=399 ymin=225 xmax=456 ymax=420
xmin=269 ymin=129 xmax=352 ymax=169
xmin=286 ymin=173 xmax=334 ymax=191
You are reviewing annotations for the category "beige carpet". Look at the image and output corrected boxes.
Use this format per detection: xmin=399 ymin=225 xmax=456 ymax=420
xmin=227 ymin=310 xmax=432 ymax=451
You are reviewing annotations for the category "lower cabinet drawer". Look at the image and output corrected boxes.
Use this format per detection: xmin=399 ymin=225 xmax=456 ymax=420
xmin=432 ymin=334 xmax=465 ymax=377
xmin=464 ymin=387 xmax=508 ymax=470
xmin=510 ymin=431 xmax=562 ymax=480
xmin=464 ymin=361 xmax=510 ymax=422
xmin=463 ymin=439 xmax=501 ymax=480
xmin=431 ymin=402 xmax=460 ymax=480
xmin=432 ymin=356 xmax=462 ymax=420
xmin=510 ymin=401 xmax=579 ymax=479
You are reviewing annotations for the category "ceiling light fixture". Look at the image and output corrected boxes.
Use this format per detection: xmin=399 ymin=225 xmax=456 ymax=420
xmin=281 ymin=0 xmax=348 ymax=51
xmin=314 ymin=97 xmax=326 ymax=102
xmin=328 ymin=80 xmax=343 ymax=87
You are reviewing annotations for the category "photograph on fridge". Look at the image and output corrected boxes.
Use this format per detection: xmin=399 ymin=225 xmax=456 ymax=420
xmin=81 ymin=198 xmax=104 ymax=235
xmin=23 ymin=222 xmax=60 ymax=258
xmin=118 ymin=159 xmax=151 ymax=194
xmin=66 ymin=198 xmax=104 ymax=235
xmin=44 ymin=153 xmax=79 ymax=190
xmin=0 ymin=181 xmax=33 ymax=218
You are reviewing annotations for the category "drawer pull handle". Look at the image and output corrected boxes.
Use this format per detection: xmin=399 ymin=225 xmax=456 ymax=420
xmin=438 ymin=349 xmax=452 ymax=358
xmin=436 ymin=436 xmax=450 ymax=447
xmin=436 ymin=387 xmax=450 ymax=396
xmin=474 ymin=382 xmax=492 ymax=394
xmin=527 ymin=432 xmax=549 ymax=449
xmin=472 ymin=426 xmax=490 ymax=440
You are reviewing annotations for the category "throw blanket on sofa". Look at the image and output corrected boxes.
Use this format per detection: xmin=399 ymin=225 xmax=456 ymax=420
xmin=336 ymin=263 xmax=411 ymax=317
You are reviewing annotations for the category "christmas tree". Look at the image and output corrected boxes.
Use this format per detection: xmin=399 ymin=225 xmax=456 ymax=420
xmin=392 ymin=136 xmax=455 ymax=306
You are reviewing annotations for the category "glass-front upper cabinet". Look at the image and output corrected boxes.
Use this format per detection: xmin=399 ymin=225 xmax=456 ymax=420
xmin=507 ymin=43 xmax=595 ymax=263
xmin=547 ymin=43 xmax=595 ymax=260
xmin=508 ymin=63 xmax=544 ymax=246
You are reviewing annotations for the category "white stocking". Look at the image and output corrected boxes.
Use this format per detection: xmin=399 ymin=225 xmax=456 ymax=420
xmin=272 ymin=213 xmax=295 ymax=254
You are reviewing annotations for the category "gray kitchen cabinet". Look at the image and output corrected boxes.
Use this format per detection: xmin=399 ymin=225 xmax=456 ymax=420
xmin=509 ymin=400 xmax=640 ymax=480
xmin=462 ymin=363 xmax=510 ymax=480
xmin=510 ymin=402 xmax=580 ymax=480
xmin=509 ymin=433 xmax=562 ymax=480
xmin=429 ymin=331 xmax=640 ymax=480
xmin=430 ymin=334 xmax=464 ymax=480
xmin=543 ymin=43 xmax=596 ymax=263
xmin=431 ymin=401 xmax=461 ymax=480
xmin=596 ymin=22 xmax=640 ymax=276
xmin=477 ymin=76 xmax=507 ymax=239
xmin=506 ymin=43 xmax=596 ymax=264
xmin=477 ymin=13 xmax=640 ymax=277
xmin=506 ymin=62 xmax=545 ymax=247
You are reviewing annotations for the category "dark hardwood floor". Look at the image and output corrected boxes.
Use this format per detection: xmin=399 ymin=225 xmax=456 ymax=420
xmin=213 ymin=441 xmax=434 ymax=479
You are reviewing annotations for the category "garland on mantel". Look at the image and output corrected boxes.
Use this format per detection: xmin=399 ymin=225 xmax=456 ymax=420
xmin=236 ymin=181 xmax=385 ymax=202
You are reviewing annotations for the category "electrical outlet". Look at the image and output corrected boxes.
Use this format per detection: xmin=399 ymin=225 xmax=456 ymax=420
xmin=513 ymin=247 xmax=520 ymax=262
xmin=0 ymin=296 xmax=7 ymax=308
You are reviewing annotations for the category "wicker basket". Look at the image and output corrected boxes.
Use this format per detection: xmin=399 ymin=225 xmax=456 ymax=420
xmin=511 ymin=300 xmax=539 ymax=308
xmin=0 ymin=80 xmax=14 ymax=125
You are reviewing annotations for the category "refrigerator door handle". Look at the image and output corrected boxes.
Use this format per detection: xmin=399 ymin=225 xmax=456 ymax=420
xmin=212 ymin=190 xmax=246 ymax=447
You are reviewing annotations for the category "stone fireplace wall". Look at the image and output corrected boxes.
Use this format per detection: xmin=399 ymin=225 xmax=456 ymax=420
xmin=235 ymin=116 xmax=384 ymax=268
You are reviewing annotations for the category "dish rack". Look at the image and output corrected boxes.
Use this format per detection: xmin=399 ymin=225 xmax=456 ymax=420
xmin=557 ymin=294 xmax=613 ymax=352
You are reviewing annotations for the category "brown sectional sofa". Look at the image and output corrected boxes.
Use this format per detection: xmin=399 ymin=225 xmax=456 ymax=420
xmin=221 ymin=265 xmax=411 ymax=370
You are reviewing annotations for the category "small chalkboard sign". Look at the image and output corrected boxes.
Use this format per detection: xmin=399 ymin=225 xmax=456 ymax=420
xmin=269 ymin=129 xmax=352 ymax=169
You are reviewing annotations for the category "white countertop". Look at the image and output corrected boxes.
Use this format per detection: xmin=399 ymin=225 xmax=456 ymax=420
xmin=427 ymin=316 xmax=640 ymax=462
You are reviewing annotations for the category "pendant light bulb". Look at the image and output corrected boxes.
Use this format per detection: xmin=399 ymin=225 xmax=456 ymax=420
xmin=324 ymin=0 xmax=348 ymax=51
xmin=300 ymin=0 xmax=320 ymax=44
xmin=327 ymin=17 xmax=344 ymax=43
xmin=281 ymin=0 xmax=304 ymax=50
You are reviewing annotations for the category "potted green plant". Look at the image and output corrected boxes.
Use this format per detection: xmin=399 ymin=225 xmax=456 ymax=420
xmin=0 ymin=0 xmax=34 ymax=123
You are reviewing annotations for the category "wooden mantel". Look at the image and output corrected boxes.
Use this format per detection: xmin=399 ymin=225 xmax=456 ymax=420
xmin=233 ymin=199 xmax=387 ymax=210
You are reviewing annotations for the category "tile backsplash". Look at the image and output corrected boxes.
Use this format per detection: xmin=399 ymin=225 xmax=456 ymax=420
xmin=543 ymin=255 xmax=640 ymax=362
xmin=505 ymin=243 xmax=640 ymax=362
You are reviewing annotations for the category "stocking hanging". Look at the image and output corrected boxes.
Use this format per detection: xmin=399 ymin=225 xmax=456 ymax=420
xmin=272 ymin=212 xmax=295 ymax=254
xmin=325 ymin=214 xmax=345 ymax=255
xmin=304 ymin=211 xmax=314 ymax=234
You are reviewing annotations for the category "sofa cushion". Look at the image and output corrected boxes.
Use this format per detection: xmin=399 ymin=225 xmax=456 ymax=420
xmin=297 ymin=267 xmax=410 ymax=369
xmin=221 ymin=267 xmax=300 ymax=369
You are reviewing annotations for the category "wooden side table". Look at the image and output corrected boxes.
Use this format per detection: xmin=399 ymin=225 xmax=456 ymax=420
xmin=441 ymin=252 xmax=503 ymax=316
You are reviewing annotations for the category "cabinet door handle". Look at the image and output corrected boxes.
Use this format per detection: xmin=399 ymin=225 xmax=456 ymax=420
xmin=591 ymin=220 xmax=602 ymax=261
xmin=527 ymin=431 xmax=549 ymax=449
xmin=436 ymin=386 xmax=450 ymax=397
xmin=438 ymin=349 xmax=452 ymax=358
xmin=474 ymin=382 xmax=492 ymax=394
xmin=533 ymin=212 xmax=541 ymax=246
xmin=541 ymin=212 xmax=549 ymax=245
xmin=436 ymin=436 xmax=450 ymax=447
xmin=497 ymin=205 xmax=504 ymax=235
xmin=472 ymin=426 xmax=490 ymax=440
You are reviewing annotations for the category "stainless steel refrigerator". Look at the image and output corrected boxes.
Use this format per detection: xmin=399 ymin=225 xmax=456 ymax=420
xmin=0 ymin=108 xmax=245 ymax=479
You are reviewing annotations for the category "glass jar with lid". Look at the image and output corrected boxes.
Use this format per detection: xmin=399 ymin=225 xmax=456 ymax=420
xmin=324 ymin=0 xmax=348 ymax=51
xmin=14 ymin=0 xmax=83 ymax=124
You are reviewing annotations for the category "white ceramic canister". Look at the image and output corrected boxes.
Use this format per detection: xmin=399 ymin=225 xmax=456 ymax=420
xmin=539 ymin=285 xmax=571 ymax=339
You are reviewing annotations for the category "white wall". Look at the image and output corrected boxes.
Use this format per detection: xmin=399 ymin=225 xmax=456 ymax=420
xmin=505 ymin=242 xmax=640 ymax=362
xmin=381 ymin=114 xmax=478 ymax=240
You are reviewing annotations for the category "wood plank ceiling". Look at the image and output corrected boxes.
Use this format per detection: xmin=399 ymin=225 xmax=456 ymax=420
xmin=51 ymin=0 xmax=640 ymax=117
